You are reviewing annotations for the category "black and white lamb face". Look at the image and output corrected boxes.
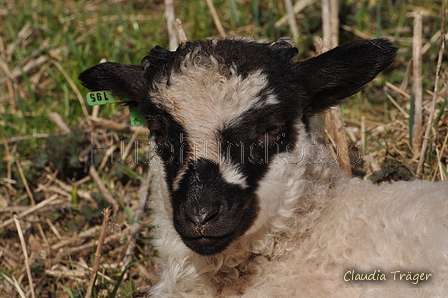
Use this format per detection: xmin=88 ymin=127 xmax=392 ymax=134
xmin=79 ymin=37 xmax=396 ymax=256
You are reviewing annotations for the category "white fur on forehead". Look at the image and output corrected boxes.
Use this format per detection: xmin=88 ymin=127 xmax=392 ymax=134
xmin=151 ymin=53 xmax=278 ymax=162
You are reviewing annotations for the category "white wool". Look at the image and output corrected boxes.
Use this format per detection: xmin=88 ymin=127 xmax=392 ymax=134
xmin=147 ymin=124 xmax=448 ymax=297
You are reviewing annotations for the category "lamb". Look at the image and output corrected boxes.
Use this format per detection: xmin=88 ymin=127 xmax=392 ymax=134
xmin=79 ymin=37 xmax=448 ymax=297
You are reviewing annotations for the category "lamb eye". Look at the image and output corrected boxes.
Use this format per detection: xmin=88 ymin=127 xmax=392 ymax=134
xmin=258 ymin=124 xmax=286 ymax=143
xmin=264 ymin=125 xmax=283 ymax=135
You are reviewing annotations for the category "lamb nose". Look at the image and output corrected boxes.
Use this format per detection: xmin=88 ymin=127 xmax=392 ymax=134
xmin=185 ymin=206 xmax=220 ymax=226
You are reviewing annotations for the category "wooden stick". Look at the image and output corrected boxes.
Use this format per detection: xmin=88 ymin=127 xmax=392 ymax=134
xmin=85 ymin=207 xmax=112 ymax=298
xmin=14 ymin=215 xmax=36 ymax=298
xmin=434 ymin=130 xmax=446 ymax=181
xmin=121 ymin=172 xmax=152 ymax=273
xmin=437 ymin=116 xmax=448 ymax=181
xmin=324 ymin=107 xmax=352 ymax=176
xmin=386 ymin=81 xmax=411 ymax=99
xmin=348 ymin=118 xmax=408 ymax=133
xmin=98 ymin=144 xmax=118 ymax=171
xmin=422 ymin=30 xmax=442 ymax=55
xmin=0 ymin=35 xmax=17 ymax=108
xmin=330 ymin=0 xmax=339 ymax=47
xmin=89 ymin=165 xmax=120 ymax=213
xmin=64 ymin=232 xmax=122 ymax=255
xmin=361 ymin=116 xmax=366 ymax=155
xmin=0 ymin=194 xmax=59 ymax=231
xmin=285 ymin=0 xmax=299 ymax=38
xmin=320 ymin=1 xmax=351 ymax=176
xmin=15 ymin=159 xmax=35 ymax=205
xmin=322 ymin=0 xmax=331 ymax=42
xmin=121 ymin=127 xmax=143 ymax=163
xmin=411 ymin=11 xmax=424 ymax=156
xmin=164 ymin=0 xmax=178 ymax=51
xmin=275 ymin=0 xmax=315 ymax=27
xmin=175 ymin=19 xmax=188 ymax=44
xmin=205 ymin=0 xmax=226 ymax=37
xmin=340 ymin=24 xmax=371 ymax=39
xmin=49 ymin=176 xmax=96 ymax=203
xmin=89 ymin=116 xmax=149 ymax=134
xmin=2 ymin=273 xmax=26 ymax=298
xmin=4 ymin=133 xmax=57 ymax=144
xmin=387 ymin=94 xmax=409 ymax=119
xmin=52 ymin=61 xmax=91 ymax=124
xmin=51 ymin=225 xmax=102 ymax=251
xmin=416 ymin=4 xmax=445 ymax=177
xmin=397 ymin=61 xmax=412 ymax=105
xmin=46 ymin=218 xmax=63 ymax=240
xmin=1 ymin=133 xmax=12 ymax=186
xmin=49 ymin=112 xmax=71 ymax=134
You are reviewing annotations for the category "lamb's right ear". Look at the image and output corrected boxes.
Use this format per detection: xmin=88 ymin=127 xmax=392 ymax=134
xmin=79 ymin=62 xmax=148 ymax=103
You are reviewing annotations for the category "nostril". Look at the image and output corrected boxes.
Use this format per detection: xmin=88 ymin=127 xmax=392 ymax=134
xmin=185 ymin=205 xmax=220 ymax=226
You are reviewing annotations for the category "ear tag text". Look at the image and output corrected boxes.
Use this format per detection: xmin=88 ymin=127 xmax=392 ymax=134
xmin=86 ymin=91 xmax=120 ymax=105
xmin=85 ymin=91 xmax=145 ymax=126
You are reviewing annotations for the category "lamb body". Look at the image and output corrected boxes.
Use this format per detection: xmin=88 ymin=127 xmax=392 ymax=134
xmin=79 ymin=37 xmax=448 ymax=297
xmin=148 ymin=126 xmax=448 ymax=298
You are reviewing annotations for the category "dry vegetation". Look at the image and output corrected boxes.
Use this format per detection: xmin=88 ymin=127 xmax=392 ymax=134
xmin=0 ymin=0 xmax=446 ymax=297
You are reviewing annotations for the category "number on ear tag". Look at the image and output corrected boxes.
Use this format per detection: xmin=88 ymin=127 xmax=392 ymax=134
xmin=86 ymin=91 xmax=119 ymax=105
xmin=85 ymin=91 xmax=145 ymax=126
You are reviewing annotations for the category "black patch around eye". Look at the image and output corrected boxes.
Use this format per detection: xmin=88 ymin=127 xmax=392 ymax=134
xmin=140 ymin=100 xmax=189 ymax=188
xmin=220 ymin=109 xmax=297 ymax=188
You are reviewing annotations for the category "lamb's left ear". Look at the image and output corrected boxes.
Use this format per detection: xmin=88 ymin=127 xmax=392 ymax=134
xmin=79 ymin=62 xmax=148 ymax=103
xmin=79 ymin=46 xmax=174 ymax=105
xmin=297 ymin=39 xmax=397 ymax=117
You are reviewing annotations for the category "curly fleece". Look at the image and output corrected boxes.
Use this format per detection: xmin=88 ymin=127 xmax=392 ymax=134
xmin=148 ymin=124 xmax=448 ymax=298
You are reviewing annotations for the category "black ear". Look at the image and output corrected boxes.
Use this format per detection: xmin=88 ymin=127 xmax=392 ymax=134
xmin=298 ymin=39 xmax=397 ymax=117
xmin=79 ymin=62 xmax=148 ymax=103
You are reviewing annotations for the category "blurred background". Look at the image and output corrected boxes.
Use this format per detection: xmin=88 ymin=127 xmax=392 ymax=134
xmin=0 ymin=0 xmax=446 ymax=297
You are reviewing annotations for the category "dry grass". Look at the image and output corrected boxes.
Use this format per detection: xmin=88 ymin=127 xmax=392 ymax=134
xmin=0 ymin=0 xmax=446 ymax=297
xmin=1 ymin=121 xmax=158 ymax=297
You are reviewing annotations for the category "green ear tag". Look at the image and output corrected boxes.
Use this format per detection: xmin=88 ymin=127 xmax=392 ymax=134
xmin=85 ymin=91 xmax=145 ymax=126
xmin=86 ymin=91 xmax=120 ymax=105
xmin=129 ymin=106 xmax=145 ymax=126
